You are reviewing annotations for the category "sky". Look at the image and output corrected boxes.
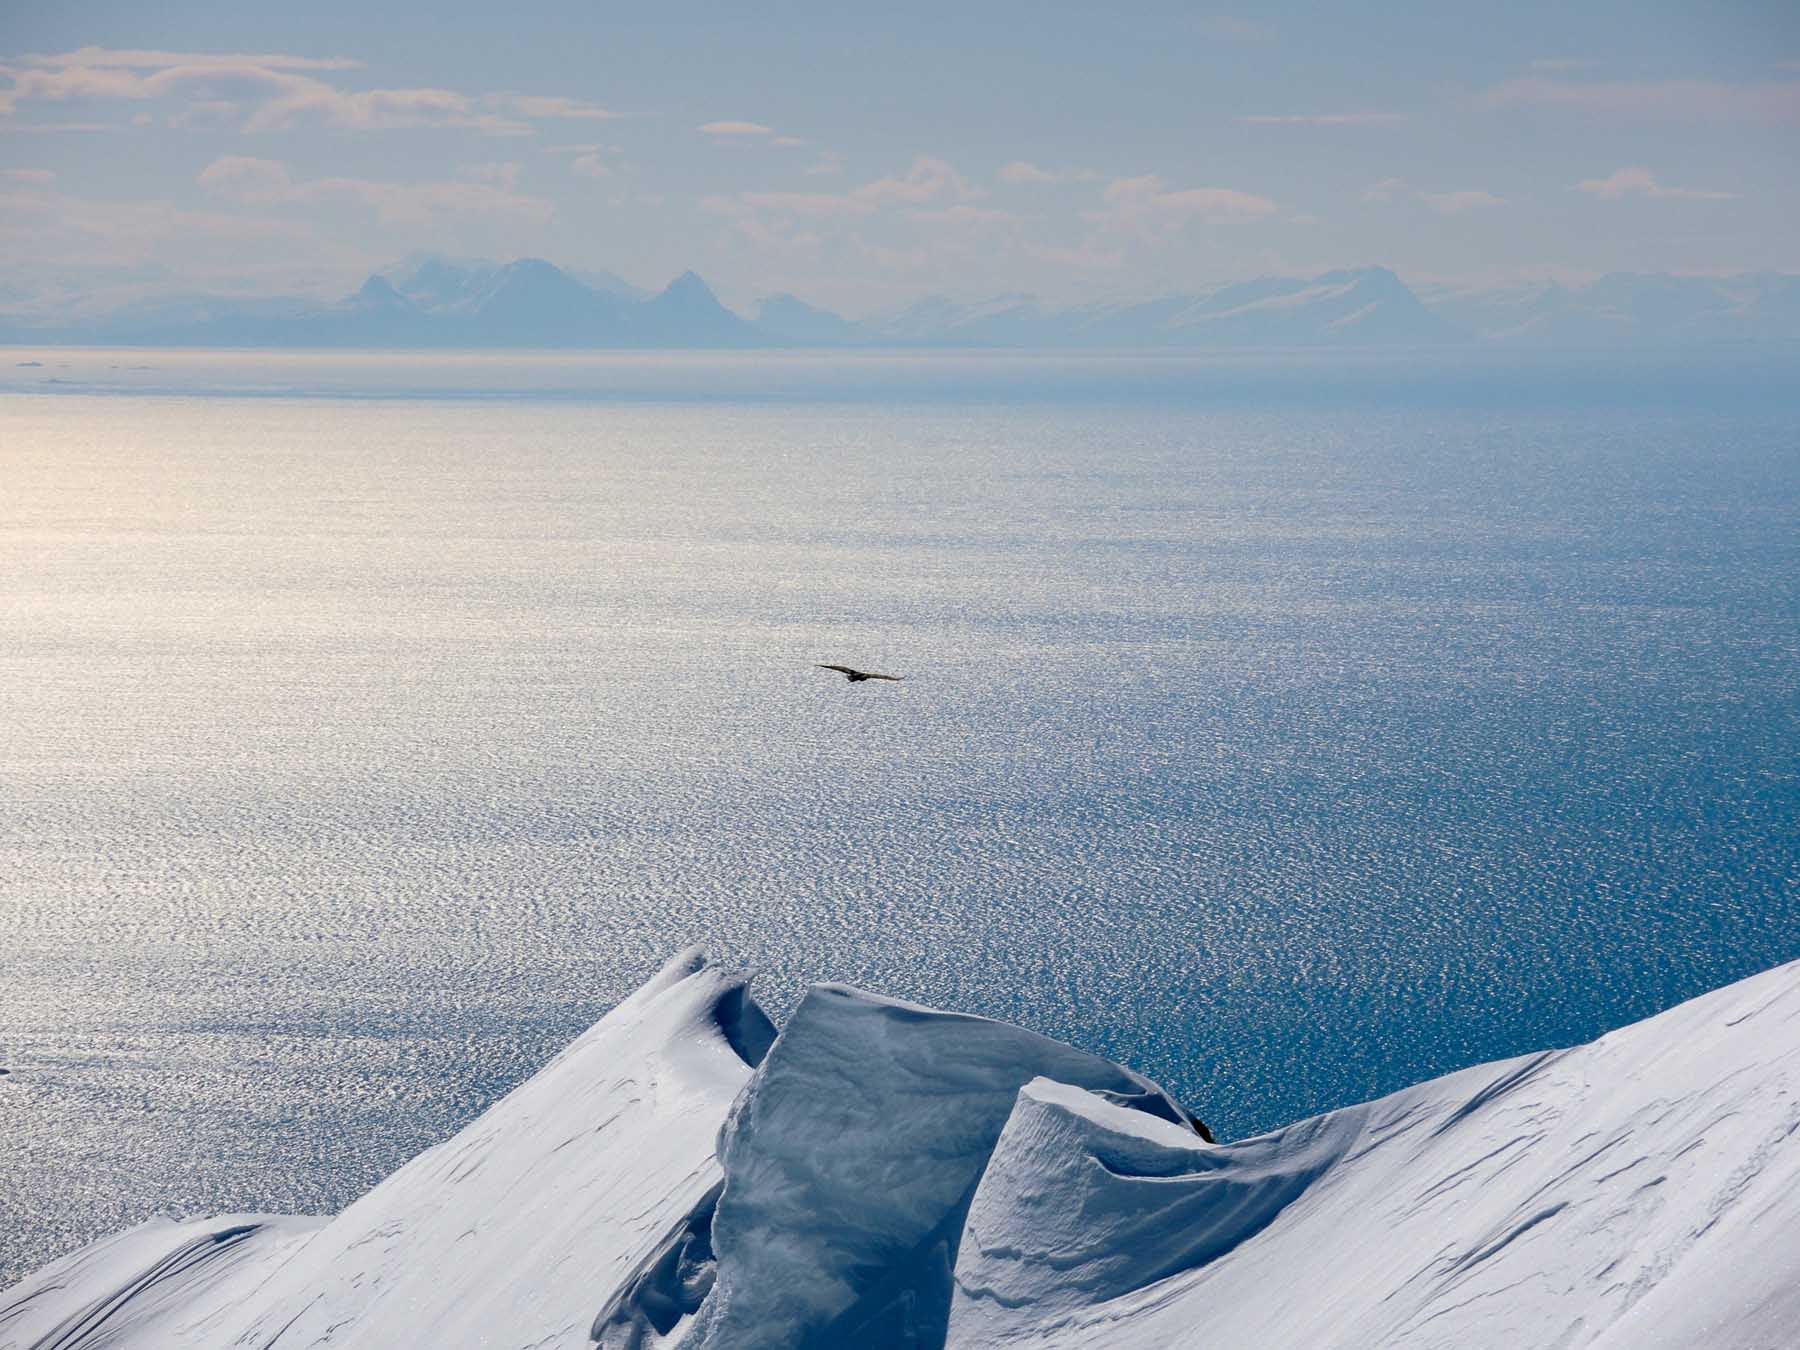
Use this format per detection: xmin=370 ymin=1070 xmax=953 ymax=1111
xmin=2 ymin=0 xmax=1797 ymax=313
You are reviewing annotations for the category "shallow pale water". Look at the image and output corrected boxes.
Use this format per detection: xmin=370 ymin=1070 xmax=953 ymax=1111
xmin=2 ymin=354 xmax=1797 ymax=1282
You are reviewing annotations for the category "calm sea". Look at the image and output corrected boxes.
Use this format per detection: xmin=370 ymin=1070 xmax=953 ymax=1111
xmin=3 ymin=349 xmax=1797 ymax=1282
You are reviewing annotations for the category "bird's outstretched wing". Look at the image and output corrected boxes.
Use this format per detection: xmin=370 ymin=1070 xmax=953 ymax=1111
xmin=816 ymin=664 xmax=905 ymax=681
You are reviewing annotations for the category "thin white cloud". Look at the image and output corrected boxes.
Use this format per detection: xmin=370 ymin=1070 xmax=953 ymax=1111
xmin=0 ymin=119 xmax=120 ymax=133
xmin=4 ymin=167 xmax=55 ymax=183
xmin=906 ymin=204 xmax=1015 ymax=227
xmin=22 ymin=46 xmax=362 ymax=71
xmin=704 ymin=155 xmax=979 ymax=257
xmin=698 ymin=121 xmax=808 ymax=149
xmin=247 ymin=85 xmax=530 ymax=135
xmin=496 ymin=94 xmax=620 ymax=120
xmin=3 ymin=61 xmax=232 ymax=106
xmin=1 ymin=54 xmax=391 ymax=127
xmin=1364 ymin=179 xmax=1505 ymax=213
xmin=1092 ymin=174 xmax=1276 ymax=237
xmin=1528 ymin=57 xmax=1597 ymax=73
xmin=1483 ymin=76 xmax=1800 ymax=122
xmin=718 ymin=155 xmax=976 ymax=220
xmin=1 ymin=47 xmax=615 ymax=135
xmin=803 ymin=151 xmax=845 ymax=176
xmin=1000 ymin=160 xmax=1058 ymax=185
xmin=699 ymin=120 xmax=774 ymax=136
xmin=1574 ymin=167 xmax=1736 ymax=201
xmin=541 ymin=142 xmax=624 ymax=179
xmin=853 ymin=156 xmax=976 ymax=207
xmin=196 ymin=154 xmax=294 ymax=206
xmin=1234 ymin=112 xmax=1404 ymax=125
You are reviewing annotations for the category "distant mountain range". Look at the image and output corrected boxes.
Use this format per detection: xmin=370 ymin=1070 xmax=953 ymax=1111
xmin=4 ymin=254 xmax=1797 ymax=350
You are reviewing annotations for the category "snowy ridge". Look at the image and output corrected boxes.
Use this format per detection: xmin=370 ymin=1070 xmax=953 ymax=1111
xmin=4 ymin=951 xmax=1799 ymax=1348
xmin=951 ymin=961 xmax=1800 ymax=1348
xmin=224 ymin=946 xmax=770 ymax=1349
xmin=948 ymin=1076 xmax=1351 ymax=1341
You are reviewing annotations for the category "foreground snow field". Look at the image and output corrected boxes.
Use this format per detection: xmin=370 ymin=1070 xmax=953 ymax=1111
xmin=5 ymin=949 xmax=1798 ymax=1349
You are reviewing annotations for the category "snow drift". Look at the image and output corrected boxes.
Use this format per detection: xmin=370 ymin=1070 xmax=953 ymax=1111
xmin=5 ymin=949 xmax=1798 ymax=1349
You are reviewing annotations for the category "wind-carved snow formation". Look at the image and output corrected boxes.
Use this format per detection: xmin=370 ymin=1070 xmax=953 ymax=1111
xmin=4 ymin=949 xmax=1799 ymax=1349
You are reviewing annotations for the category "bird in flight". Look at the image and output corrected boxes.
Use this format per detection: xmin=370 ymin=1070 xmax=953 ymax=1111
xmin=818 ymin=664 xmax=904 ymax=683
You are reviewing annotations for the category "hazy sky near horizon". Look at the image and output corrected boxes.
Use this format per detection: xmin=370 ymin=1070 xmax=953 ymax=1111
xmin=2 ymin=1 xmax=1797 ymax=311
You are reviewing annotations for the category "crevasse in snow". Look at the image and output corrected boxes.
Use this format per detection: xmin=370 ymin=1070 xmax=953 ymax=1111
xmin=4 ymin=949 xmax=1798 ymax=1349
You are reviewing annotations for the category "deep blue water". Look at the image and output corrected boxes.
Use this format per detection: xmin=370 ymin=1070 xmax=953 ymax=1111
xmin=2 ymin=351 xmax=1797 ymax=1282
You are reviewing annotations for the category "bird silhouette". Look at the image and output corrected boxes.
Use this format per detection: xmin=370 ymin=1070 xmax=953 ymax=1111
xmin=818 ymin=664 xmax=904 ymax=683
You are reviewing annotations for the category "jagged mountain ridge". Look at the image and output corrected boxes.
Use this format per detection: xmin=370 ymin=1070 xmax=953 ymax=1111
xmin=879 ymin=266 xmax=1460 ymax=347
xmin=1416 ymin=271 xmax=1800 ymax=346
xmin=3 ymin=256 xmax=1798 ymax=348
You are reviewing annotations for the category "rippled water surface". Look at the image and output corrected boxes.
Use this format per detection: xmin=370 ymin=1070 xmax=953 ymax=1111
xmin=3 ymin=355 xmax=1797 ymax=1281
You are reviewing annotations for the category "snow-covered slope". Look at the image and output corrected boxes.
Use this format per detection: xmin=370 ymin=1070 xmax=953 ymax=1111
xmin=0 ymin=1215 xmax=322 ymax=1350
xmin=5 ymin=951 xmax=1798 ymax=1349
xmin=0 ymin=948 xmax=767 ymax=1350
xmin=230 ymin=946 xmax=769 ymax=1349
xmin=950 ymin=959 xmax=1800 ymax=1348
